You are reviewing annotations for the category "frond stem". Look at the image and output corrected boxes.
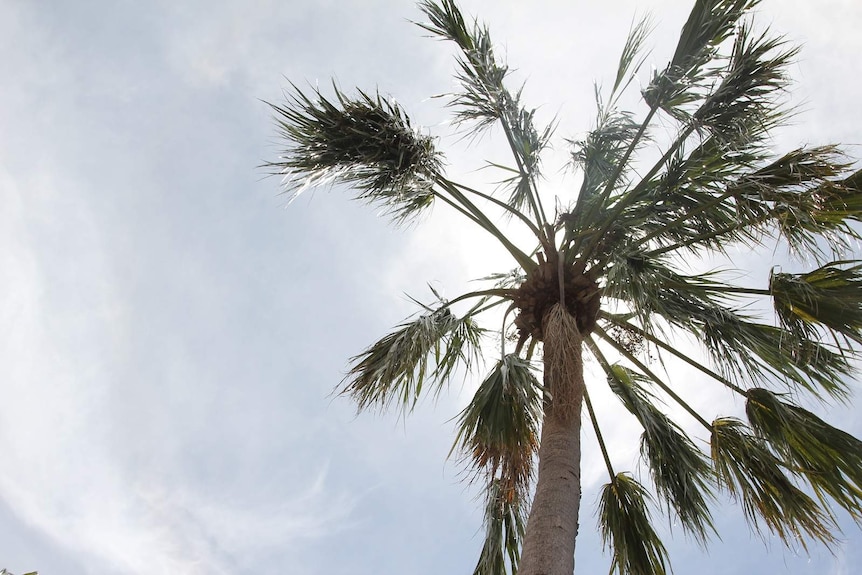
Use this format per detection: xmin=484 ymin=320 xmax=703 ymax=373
xmin=470 ymin=297 xmax=512 ymax=317
xmin=497 ymin=111 xmax=549 ymax=229
xmin=432 ymin=187 xmax=489 ymax=227
xmin=585 ymin=124 xmax=697 ymax=270
xmin=435 ymin=176 xmax=537 ymax=271
xmin=524 ymin=337 xmax=538 ymax=360
xmin=583 ymin=338 xmax=620 ymax=480
xmin=449 ymin=180 xmax=543 ymax=238
xmin=445 ymin=288 xmax=516 ymax=310
xmin=586 ymin=386 xmax=617 ymax=481
xmin=702 ymin=286 xmax=771 ymax=296
xmin=501 ymin=302 xmax=517 ymax=358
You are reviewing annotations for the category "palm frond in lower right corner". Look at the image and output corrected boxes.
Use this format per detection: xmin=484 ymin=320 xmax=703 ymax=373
xmin=745 ymin=388 xmax=862 ymax=522
xmin=770 ymin=260 xmax=862 ymax=346
xmin=710 ymin=417 xmax=838 ymax=550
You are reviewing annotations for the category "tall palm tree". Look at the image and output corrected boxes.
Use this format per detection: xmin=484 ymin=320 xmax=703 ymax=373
xmin=267 ymin=1 xmax=862 ymax=573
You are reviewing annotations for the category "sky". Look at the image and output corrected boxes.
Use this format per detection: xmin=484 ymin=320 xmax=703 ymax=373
xmin=1 ymin=0 xmax=861 ymax=574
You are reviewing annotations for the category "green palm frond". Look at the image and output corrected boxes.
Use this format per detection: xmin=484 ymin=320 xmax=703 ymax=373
xmin=644 ymin=0 xmax=760 ymax=117
xmin=640 ymin=420 xmax=717 ymax=545
xmin=457 ymin=354 xmax=540 ymax=575
xmin=605 ymin=364 xmax=717 ymax=543
xmin=341 ymin=304 xmax=484 ymax=412
xmin=454 ymin=354 xmax=542 ymax=495
xmin=504 ymin=103 xmax=555 ymax=216
xmin=692 ymin=23 xmax=796 ymax=143
xmin=569 ymin=99 xmax=644 ymax=218
xmin=567 ymin=17 xmax=659 ymax=248
xmin=614 ymin=137 xmax=765 ymax=255
xmin=620 ymin=136 xmax=763 ymax=252
xmin=417 ymin=0 xmax=504 ymax=130
xmin=417 ymin=0 xmax=550 ymax=224
xmin=599 ymin=473 xmax=669 ymax=575
xmin=770 ymin=261 xmax=862 ymax=345
xmin=640 ymin=146 xmax=857 ymax=258
xmin=587 ymin=6 xmax=789 ymax=264
xmin=473 ymin=478 xmax=525 ymax=575
xmin=486 ymin=102 xmax=555 ymax=218
xmin=567 ymin=15 xmax=651 ymax=226
xmin=710 ymin=417 xmax=837 ymax=549
xmin=267 ymin=84 xmax=441 ymax=224
xmin=611 ymin=16 xmax=653 ymax=98
xmin=603 ymin=252 xmax=731 ymax=325
xmin=603 ymin=257 xmax=853 ymax=397
xmin=721 ymin=147 xmax=856 ymax=256
xmin=478 ymin=269 xmax=528 ymax=291
xmin=602 ymin=19 xmax=806 ymax=260
xmin=605 ymin=136 xmax=838 ymax=264
xmin=699 ymin=318 xmax=853 ymax=399
xmin=776 ymin=168 xmax=862 ymax=257
xmin=746 ymin=388 xmax=862 ymax=521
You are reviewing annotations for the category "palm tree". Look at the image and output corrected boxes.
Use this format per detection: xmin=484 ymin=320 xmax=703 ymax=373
xmin=266 ymin=1 xmax=862 ymax=573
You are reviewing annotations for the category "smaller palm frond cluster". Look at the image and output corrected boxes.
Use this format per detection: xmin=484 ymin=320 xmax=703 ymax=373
xmin=455 ymin=354 xmax=541 ymax=572
xmin=342 ymin=303 xmax=485 ymax=411
xmin=267 ymin=84 xmax=442 ymax=224
xmin=269 ymin=0 xmax=862 ymax=574
xmin=771 ymin=261 xmax=862 ymax=346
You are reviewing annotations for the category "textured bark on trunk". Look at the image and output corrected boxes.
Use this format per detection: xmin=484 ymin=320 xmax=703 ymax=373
xmin=518 ymin=340 xmax=584 ymax=575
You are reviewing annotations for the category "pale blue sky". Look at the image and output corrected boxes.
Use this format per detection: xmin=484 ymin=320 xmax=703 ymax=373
xmin=1 ymin=1 xmax=861 ymax=573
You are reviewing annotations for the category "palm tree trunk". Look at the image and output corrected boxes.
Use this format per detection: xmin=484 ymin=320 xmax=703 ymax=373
xmin=518 ymin=339 xmax=584 ymax=575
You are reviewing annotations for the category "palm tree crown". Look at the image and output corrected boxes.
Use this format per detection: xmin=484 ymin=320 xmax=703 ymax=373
xmin=267 ymin=1 xmax=862 ymax=573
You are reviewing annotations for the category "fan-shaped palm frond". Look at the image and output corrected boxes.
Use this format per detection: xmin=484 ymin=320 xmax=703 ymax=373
xmin=267 ymin=84 xmax=442 ymax=224
xmin=644 ymin=0 xmax=761 ymax=117
xmin=454 ymin=354 xmax=542 ymax=495
xmin=599 ymin=473 xmax=669 ymax=575
xmin=601 ymin=253 xmax=853 ymax=398
xmin=604 ymin=364 xmax=717 ymax=543
xmin=473 ymin=478 xmax=526 ymax=575
xmin=634 ymin=147 xmax=862 ymax=259
xmin=570 ymin=99 xmax=644 ymax=216
xmin=342 ymin=303 xmax=484 ymax=411
xmin=710 ymin=417 xmax=837 ymax=549
xmin=746 ymin=388 xmax=862 ymax=520
xmin=417 ymin=0 xmax=552 ymax=224
xmin=692 ymin=23 xmax=796 ymax=142
xmin=771 ymin=260 xmax=862 ymax=345
xmin=611 ymin=16 xmax=653 ymax=98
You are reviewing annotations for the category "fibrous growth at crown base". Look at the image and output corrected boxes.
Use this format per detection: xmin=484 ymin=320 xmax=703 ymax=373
xmin=513 ymin=255 xmax=602 ymax=343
